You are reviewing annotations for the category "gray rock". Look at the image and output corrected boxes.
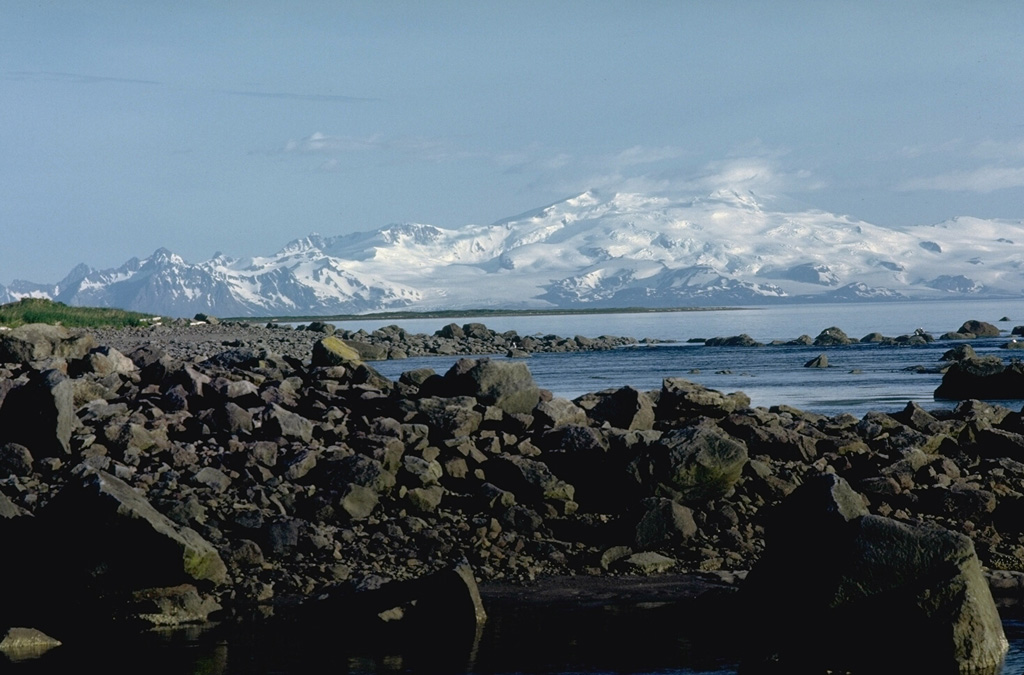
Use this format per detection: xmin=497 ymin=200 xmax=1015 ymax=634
xmin=533 ymin=397 xmax=588 ymax=429
xmin=632 ymin=423 xmax=748 ymax=503
xmin=657 ymin=378 xmax=750 ymax=421
xmin=43 ymin=469 xmax=228 ymax=586
xmin=741 ymin=474 xmax=1007 ymax=673
xmin=440 ymin=358 xmax=541 ymax=415
xmin=0 ymin=627 xmax=62 ymax=661
xmin=622 ymin=551 xmax=676 ymax=574
xmin=581 ymin=386 xmax=656 ymax=430
xmin=803 ymin=354 xmax=829 ymax=368
xmin=634 ymin=497 xmax=698 ymax=549
xmin=0 ymin=323 xmax=97 ymax=363
xmin=0 ymin=369 xmax=75 ymax=457
xmin=260 ymin=404 xmax=313 ymax=443
xmin=813 ymin=326 xmax=853 ymax=345
xmin=958 ymin=319 xmax=1001 ymax=338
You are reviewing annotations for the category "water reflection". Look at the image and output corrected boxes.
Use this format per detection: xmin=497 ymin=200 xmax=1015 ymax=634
xmin=6 ymin=607 xmax=1024 ymax=674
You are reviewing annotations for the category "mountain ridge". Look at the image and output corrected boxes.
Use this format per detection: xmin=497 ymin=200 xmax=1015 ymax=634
xmin=9 ymin=189 xmax=1024 ymax=317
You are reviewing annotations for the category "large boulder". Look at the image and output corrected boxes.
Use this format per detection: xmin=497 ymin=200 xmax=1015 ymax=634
xmin=629 ymin=422 xmax=748 ymax=502
xmin=578 ymin=386 xmax=655 ymax=431
xmin=437 ymin=358 xmax=541 ymax=415
xmin=42 ymin=469 xmax=228 ymax=588
xmin=740 ymin=474 xmax=1008 ymax=673
xmin=0 ymin=369 xmax=75 ymax=457
xmin=311 ymin=336 xmax=363 ymax=367
xmin=656 ymin=378 xmax=750 ymax=422
xmin=935 ymin=356 xmax=1024 ymax=400
xmin=0 ymin=323 xmax=97 ymax=363
xmin=958 ymin=320 xmax=1001 ymax=338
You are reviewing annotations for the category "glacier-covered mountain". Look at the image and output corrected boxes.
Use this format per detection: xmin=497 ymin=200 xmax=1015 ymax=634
xmin=11 ymin=190 xmax=1024 ymax=316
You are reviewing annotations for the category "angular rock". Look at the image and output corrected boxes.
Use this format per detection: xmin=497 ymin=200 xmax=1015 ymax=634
xmin=438 ymin=358 xmax=541 ymax=414
xmin=311 ymin=336 xmax=363 ymax=367
xmin=631 ymin=422 xmax=748 ymax=502
xmin=0 ymin=323 xmax=97 ymax=363
xmin=741 ymin=474 xmax=1008 ymax=673
xmin=803 ymin=354 xmax=828 ymax=368
xmin=0 ymin=369 xmax=75 ymax=457
xmin=657 ymin=378 xmax=750 ymax=422
xmin=0 ymin=627 xmax=62 ymax=661
xmin=581 ymin=386 xmax=656 ymax=430
xmin=634 ymin=497 xmax=698 ymax=549
xmin=43 ymin=469 xmax=228 ymax=587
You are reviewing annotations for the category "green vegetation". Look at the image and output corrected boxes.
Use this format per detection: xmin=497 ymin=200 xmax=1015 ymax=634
xmin=0 ymin=298 xmax=156 ymax=328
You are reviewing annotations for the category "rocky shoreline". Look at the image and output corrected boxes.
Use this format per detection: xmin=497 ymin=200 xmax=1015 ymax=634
xmin=2 ymin=318 xmax=1024 ymax=668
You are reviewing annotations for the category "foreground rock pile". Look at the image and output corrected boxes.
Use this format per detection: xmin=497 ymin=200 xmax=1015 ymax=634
xmin=3 ymin=320 xmax=1024 ymax=643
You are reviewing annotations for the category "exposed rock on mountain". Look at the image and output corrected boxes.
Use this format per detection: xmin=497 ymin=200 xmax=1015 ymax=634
xmin=11 ymin=190 xmax=1024 ymax=316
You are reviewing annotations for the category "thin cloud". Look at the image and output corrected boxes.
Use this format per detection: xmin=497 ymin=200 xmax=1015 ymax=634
xmin=680 ymin=158 xmax=822 ymax=195
xmin=897 ymin=166 xmax=1024 ymax=193
xmin=283 ymin=132 xmax=465 ymax=164
xmin=2 ymin=70 xmax=161 ymax=85
xmin=223 ymin=89 xmax=374 ymax=103
xmin=615 ymin=145 xmax=686 ymax=166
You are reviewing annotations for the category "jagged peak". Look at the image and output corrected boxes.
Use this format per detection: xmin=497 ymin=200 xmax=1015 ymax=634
xmin=276 ymin=233 xmax=328 ymax=256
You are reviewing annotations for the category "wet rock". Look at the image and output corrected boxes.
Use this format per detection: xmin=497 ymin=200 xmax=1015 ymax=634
xmin=813 ymin=326 xmax=853 ymax=346
xmin=0 ymin=627 xmax=62 ymax=661
xmin=803 ymin=354 xmax=828 ymax=368
xmin=958 ymin=320 xmax=1001 ymax=338
xmin=935 ymin=357 xmax=1024 ymax=400
xmin=704 ymin=334 xmax=763 ymax=347
xmin=130 ymin=584 xmax=222 ymax=627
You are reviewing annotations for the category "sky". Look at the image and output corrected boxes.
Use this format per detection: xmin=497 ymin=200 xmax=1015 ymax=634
xmin=3 ymin=1 xmax=1024 ymax=285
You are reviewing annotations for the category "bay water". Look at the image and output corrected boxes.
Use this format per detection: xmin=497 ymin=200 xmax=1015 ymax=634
xmin=354 ymin=298 xmax=1024 ymax=417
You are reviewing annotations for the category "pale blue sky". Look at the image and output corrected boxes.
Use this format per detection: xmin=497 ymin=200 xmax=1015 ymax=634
xmin=3 ymin=1 xmax=1024 ymax=284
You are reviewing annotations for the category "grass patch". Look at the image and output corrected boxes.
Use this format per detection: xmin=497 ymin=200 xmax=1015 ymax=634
xmin=0 ymin=298 xmax=156 ymax=329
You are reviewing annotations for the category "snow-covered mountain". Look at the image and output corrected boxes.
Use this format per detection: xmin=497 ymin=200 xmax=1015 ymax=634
xmin=11 ymin=190 xmax=1024 ymax=316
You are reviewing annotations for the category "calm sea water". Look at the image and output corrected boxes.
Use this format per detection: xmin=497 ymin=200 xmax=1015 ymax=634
xmin=352 ymin=299 xmax=1024 ymax=417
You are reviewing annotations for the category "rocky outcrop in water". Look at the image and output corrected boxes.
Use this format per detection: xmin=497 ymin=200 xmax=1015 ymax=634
xmin=3 ymin=321 xmax=1024 ymax=655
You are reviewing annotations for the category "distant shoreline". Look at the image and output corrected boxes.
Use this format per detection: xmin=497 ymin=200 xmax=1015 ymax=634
xmin=228 ymin=306 xmax=749 ymax=324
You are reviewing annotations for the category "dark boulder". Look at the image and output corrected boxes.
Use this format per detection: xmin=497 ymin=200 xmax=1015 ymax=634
xmin=42 ymin=469 xmax=228 ymax=590
xmin=437 ymin=358 xmax=540 ymax=415
xmin=740 ymin=474 xmax=1007 ymax=673
xmin=656 ymin=378 xmax=750 ymax=422
xmin=813 ymin=326 xmax=853 ymax=346
xmin=704 ymin=334 xmax=763 ymax=347
xmin=629 ymin=422 xmax=748 ymax=503
xmin=0 ymin=369 xmax=75 ymax=457
xmin=958 ymin=320 xmax=1001 ymax=338
xmin=935 ymin=356 xmax=1024 ymax=400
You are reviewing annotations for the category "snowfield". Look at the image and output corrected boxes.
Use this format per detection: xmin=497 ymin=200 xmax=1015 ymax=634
xmin=6 ymin=189 xmax=1024 ymax=316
